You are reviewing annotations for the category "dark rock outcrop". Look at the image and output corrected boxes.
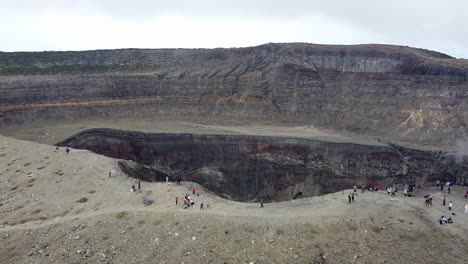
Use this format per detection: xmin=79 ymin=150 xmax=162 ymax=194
xmin=1 ymin=43 xmax=468 ymax=145
xmin=59 ymin=128 xmax=468 ymax=202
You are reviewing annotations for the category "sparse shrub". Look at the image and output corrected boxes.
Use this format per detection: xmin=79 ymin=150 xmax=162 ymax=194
xmin=174 ymin=221 xmax=180 ymax=226
xmin=88 ymin=190 xmax=96 ymax=194
xmin=347 ymin=222 xmax=358 ymax=231
xmin=19 ymin=218 xmax=31 ymax=224
xmin=244 ymin=225 xmax=255 ymax=233
xmin=276 ymin=229 xmax=284 ymax=235
xmin=38 ymin=216 xmax=48 ymax=221
xmin=137 ymin=220 xmax=145 ymax=225
xmin=76 ymin=197 xmax=88 ymax=203
xmin=44 ymin=156 xmax=49 ymax=159
xmin=23 ymin=162 xmax=31 ymax=167
xmin=32 ymin=209 xmax=41 ymax=214
xmin=0 ymin=153 xmax=6 ymax=157
xmin=36 ymin=166 xmax=46 ymax=170
xmin=116 ymin=212 xmax=127 ymax=219
xmin=372 ymin=226 xmax=382 ymax=233
xmin=28 ymin=178 xmax=36 ymax=183
xmin=153 ymin=219 xmax=162 ymax=226
xmin=398 ymin=219 xmax=405 ymax=223
xmin=127 ymin=226 xmax=135 ymax=231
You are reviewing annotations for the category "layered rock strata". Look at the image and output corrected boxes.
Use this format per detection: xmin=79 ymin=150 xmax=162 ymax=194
xmin=59 ymin=128 xmax=468 ymax=202
xmin=1 ymin=43 xmax=468 ymax=144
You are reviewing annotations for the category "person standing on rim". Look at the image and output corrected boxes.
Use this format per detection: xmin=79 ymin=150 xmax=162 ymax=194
xmin=260 ymin=199 xmax=264 ymax=208
xmin=449 ymin=201 xmax=453 ymax=211
xmin=443 ymin=195 xmax=446 ymax=206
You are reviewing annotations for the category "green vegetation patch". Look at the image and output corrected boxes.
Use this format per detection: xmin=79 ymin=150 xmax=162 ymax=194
xmin=372 ymin=226 xmax=382 ymax=233
xmin=76 ymin=197 xmax=88 ymax=203
xmin=347 ymin=222 xmax=358 ymax=231
xmin=116 ymin=212 xmax=127 ymax=219
xmin=244 ymin=224 xmax=255 ymax=233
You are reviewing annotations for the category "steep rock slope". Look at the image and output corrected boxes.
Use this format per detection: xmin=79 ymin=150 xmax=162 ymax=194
xmin=59 ymin=128 xmax=468 ymax=202
xmin=1 ymin=43 xmax=467 ymax=144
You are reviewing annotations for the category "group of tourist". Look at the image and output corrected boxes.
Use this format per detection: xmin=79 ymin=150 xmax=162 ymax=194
xmin=131 ymin=180 xmax=141 ymax=192
xmin=386 ymin=186 xmax=398 ymax=197
xmin=176 ymin=187 xmax=210 ymax=210
xmin=434 ymin=182 xmax=468 ymax=226
xmin=348 ymin=192 xmax=357 ymax=203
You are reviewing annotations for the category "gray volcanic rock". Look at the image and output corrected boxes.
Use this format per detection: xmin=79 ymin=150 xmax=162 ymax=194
xmin=1 ymin=43 xmax=467 ymax=145
xmin=59 ymin=128 xmax=468 ymax=202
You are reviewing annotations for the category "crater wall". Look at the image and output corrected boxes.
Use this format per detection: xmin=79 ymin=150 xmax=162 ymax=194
xmin=1 ymin=43 xmax=468 ymax=145
xmin=59 ymin=128 xmax=468 ymax=202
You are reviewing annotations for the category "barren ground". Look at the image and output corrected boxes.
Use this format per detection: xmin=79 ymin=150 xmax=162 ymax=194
xmin=0 ymin=135 xmax=467 ymax=264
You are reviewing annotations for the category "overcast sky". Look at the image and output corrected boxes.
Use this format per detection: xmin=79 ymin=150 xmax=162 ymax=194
xmin=1 ymin=0 xmax=467 ymax=58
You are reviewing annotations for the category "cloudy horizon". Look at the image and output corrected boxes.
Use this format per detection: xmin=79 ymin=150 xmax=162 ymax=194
xmin=1 ymin=0 xmax=467 ymax=58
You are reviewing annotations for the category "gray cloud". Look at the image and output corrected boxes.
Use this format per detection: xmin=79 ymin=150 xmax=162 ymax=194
xmin=1 ymin=0 xmax=467 ymax=58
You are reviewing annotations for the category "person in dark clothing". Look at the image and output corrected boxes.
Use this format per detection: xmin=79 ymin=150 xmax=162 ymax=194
xmin=351 ymin=193 xmax=355 ymax=202
xmin=348 ymin=194 xmax=352 ymax=203
xmin=138 ymin=181 xmax=141 ymax=190
xmin=448 ymin=187 xmax=451 ymax=195
xmin=200 ymin=202 xmax=204 ymax=210
xmin=260 ymin=200 xmax=264 ymax=208
xmin=440 ymin=184 xmax=444 ymax=191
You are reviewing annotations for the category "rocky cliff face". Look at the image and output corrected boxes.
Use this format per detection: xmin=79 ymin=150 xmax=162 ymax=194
xmin=59 ymin=128 xmax=468 ymax=202
xmin=1 ymin=43 xmax=468 ymax=145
